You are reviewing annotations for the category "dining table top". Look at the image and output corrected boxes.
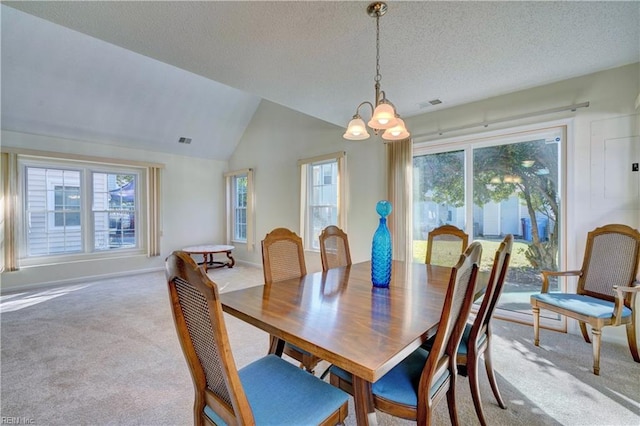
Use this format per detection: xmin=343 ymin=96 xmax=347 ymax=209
xmin=220 ymin=260 xmax=462 ymax=383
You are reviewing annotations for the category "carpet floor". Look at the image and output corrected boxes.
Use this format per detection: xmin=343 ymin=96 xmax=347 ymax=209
xmin=1 ymin=264 xmax=639 ymax=425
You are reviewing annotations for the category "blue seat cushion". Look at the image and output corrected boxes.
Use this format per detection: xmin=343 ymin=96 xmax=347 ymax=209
xmin=204 ymin=354 xmax=348 ymax=425
xmin=422 ymin=323 xmax=486 ymax=356
xmin=330 ymin=348 xmax=449 ymax=407
xmin=531 ymin=293 xmax=632 ymax=319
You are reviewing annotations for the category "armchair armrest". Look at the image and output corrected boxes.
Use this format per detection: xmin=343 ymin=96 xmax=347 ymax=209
xmin=612 ymin=281 xmax=639 ymax=326
xmin=540 ymin=270 xmax=582 ymax=293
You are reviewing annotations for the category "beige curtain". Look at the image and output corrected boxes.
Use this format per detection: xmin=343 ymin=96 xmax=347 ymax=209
xmin=1 ymin=152 xmax=19 ymax=271
xmin=147 ymin=166 xmax=161 ymax=257
xmin=386 ymin=138 xmax=413 ymax=261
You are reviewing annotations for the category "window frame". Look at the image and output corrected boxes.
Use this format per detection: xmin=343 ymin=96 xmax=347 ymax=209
xmin=298 ymin=151 xmax=346 ymax=251
xmin=413 ymin=121 xmax=569 ymax=329
xmin=225 ymin=168 xmax=254 ymax=248
xmin=18 ymin=156 xmax=147 ymax=266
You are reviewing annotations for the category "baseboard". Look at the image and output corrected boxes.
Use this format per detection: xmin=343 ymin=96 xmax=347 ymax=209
xmin=0 ymin=266 xmax=164 ymax=295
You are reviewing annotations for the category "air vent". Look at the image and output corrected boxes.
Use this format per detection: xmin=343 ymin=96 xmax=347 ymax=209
xmin=178 ymin=137 xmax=192 ymax=144
xmin=418 ymin=99 xmax=443 ymax=109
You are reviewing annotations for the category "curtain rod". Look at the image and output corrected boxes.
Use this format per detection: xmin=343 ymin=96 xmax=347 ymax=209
xmin=414 ymin=101 xmax=590 ymax=139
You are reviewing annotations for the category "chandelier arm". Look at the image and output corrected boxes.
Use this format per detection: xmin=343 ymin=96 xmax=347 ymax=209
xmin=378 ymin=92 xmax=398 ymax=112
xmin=354 ymin=101 xmax=375 ymax=118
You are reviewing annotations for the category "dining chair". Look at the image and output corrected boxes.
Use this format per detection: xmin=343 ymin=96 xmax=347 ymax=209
xmin=330 ymin=242 xmax=483 ymax=424
xmin=165 ymin=251 xmax=349 ymax=426
xmin=531 ymin=223 xmax=640 ymax=375
xmin=423 ymin=234 xmax=512 ymax=426
xmin=262 ymin=227 xmax=322 ymax=373
xmin=319 ymin=225 xmax=352 ymax=271
xmin=425 ymin=224 xmax=469 ymax=267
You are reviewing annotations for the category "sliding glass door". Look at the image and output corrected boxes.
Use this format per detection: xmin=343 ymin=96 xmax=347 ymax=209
xmin=413 ymin=126 xmax=566 ymax=326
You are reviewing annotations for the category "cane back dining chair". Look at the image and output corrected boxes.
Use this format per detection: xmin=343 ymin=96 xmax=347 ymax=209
xmin=319 ymin=225 xmax=352 ymax=271
xmin=423 ymin=234 xmax=512 ymax=426
xmin=530 ymin=224 xmax=640 ymax=375
xmin=425 ymin=225 xmax=469 ymax=268
xmin=165 ymin=251 xmax=349 ymax=426
xmin=330 ymin=242 xmax=483 ymax=424
xmin=262 ymin=227 xmax=323 ymax=373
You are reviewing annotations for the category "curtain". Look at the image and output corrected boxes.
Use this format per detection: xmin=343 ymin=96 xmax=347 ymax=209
xmin=386 ymin=138 xmax=413 ymax=261
xmin=147 ymin=166 xmax=161 ymax=257
xmin=1 ymin=152 xmax=19 ymax=271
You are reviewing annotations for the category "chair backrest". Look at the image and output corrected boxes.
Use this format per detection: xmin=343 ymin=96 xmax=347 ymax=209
xmin=579 ymin=224 xmax=640 ymax=306
xmin=165 ymin=251 xmax=253 ymax=425
xmin=419 ymin=242 xmax=482 ymax=392
xmin=425 ymin=224 xmax=469 ymax=267
xmin=469 ymin=234 xmax=513 ymax=342
xmin=262 ymin=227 xmax=307 ymax=283
xmin=319 ymin=225 xmax=352 ymax=271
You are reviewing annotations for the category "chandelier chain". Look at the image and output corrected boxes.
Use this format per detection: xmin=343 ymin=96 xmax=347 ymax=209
xmin=375 ymin=13 xmax=381 ymax=84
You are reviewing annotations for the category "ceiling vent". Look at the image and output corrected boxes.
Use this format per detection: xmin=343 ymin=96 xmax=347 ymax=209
xmin=418 ymin=99 xmax=443 ymax=109
xmin=178 ymin=137 xmax=192 ymax=144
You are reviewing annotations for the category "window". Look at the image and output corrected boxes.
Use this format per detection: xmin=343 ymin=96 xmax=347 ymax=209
xmin=20 ymin=158 xmax=145 ymax=260
xmin=299 ymin=152 xmax=346 ymax=251
xmin=413 ymin=126 xmax=566 ymax=328
xmin=233 ymin=175 xmax=247 ymax=241
xmin=54 ymin=185 xmax=81 ymax=227
xmin=92 ymin=173 xmax=138 ymax=251
xmin=26 ymin=167 xmax=83 ymax=255
xmin=225 ymin=169 xmax=254 ymax=247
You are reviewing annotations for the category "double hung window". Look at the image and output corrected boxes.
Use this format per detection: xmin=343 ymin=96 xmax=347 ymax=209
xmin=299 ymin=152 xmax=346 ymax=251
xmin=19 ymin=157 xmax=147 ymax=263
xmin=225 ymin=169 xmax=254 ymax=247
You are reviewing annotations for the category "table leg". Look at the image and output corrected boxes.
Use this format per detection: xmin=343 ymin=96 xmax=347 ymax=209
xmin=225 ymin=251 xmax=235 ymax=268
xmin=353 ymin=376 xmax=378 ymax=426
xmin=268 ymin=335 xmax=285 ymax=357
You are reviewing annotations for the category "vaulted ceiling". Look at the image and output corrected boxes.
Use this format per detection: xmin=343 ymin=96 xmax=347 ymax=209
xmin=2 ymin=1 xmax=639 ymax=160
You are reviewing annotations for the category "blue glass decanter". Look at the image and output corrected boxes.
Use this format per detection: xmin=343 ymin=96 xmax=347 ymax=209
xmin=371 ymin=200 xmax=393 ymax=288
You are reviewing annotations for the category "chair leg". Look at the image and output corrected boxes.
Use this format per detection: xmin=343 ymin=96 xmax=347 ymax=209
xmin=591 ymin=328 xmax=602 ymax=375
xmin=467 ymin=351 xmax=488 ymax=426
xmin=484 ymin=337 xmax=506 ymax=409
xmin=579 ymin=321 xmax=591 ymax=344
xmin=446 ymin=373 xmax=460 ymax=426
xmin=625 ymin=321 xmax=640 ymax=363
xmin=532 ymin=306 xmax=540 ymax=346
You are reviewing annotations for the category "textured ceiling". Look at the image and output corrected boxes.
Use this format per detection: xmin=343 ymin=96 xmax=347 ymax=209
xmin=2 ymin=1 xmax=639 ymax=160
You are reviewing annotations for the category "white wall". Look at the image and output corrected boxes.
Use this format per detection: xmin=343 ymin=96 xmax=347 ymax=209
xmin=227 ymin=100 xmax=386 ymax=272
xmin=1 ymin=130 xmax=227 ymax=291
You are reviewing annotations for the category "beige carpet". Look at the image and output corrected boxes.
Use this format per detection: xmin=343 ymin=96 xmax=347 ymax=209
xmin=1 ymin=264 xmax=639 ymax=425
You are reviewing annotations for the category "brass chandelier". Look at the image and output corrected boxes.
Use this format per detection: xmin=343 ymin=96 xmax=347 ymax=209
xmin=343 ymin=2 xmax=410 ymax=141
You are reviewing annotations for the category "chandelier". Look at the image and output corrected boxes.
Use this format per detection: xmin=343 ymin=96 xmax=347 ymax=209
xmin=343 ymin=2 xmax=410 ymax=141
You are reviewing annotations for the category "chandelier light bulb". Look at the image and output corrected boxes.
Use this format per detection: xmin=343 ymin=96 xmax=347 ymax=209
xmin=382 ymin=117 xmax=410 ymax=141
xmin=368 ymin=102 xmax=398 ymax=130
xmin=344 ymin=117 xmax=371 ymax=140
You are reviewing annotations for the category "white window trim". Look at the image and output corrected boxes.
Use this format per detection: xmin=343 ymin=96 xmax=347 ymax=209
xmin=3 ymin=148 xmax=163 ymax=271
xmin=298 ymin=151 xmax=346 ymax=251
xmin=19 ymin=157 xmax=146 ymax=265
xmin=225 ymin=168 xmax=255 ymax=251
xmin=413 ymin=118 xmax=572 ymax=331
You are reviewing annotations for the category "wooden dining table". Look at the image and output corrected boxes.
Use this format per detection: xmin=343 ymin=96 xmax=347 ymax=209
xmin=220 ymin=260 xmax=477 ymax=426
